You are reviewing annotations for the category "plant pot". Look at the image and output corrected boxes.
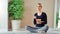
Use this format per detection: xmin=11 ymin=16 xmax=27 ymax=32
xmin=11 ymin=20 xmax=21 ymax=31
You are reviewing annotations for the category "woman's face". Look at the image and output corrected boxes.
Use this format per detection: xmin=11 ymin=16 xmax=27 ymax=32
xmin=37 ymin=5 xmax=42 ymax=12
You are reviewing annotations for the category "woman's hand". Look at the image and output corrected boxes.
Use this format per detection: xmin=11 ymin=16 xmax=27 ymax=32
xmin=34 ymin=16 xmax=36 ymax=19
xmin=36 ymin=19 xmax=42 ymax=24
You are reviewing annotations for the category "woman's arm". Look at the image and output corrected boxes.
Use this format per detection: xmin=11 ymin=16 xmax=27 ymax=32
xmin=34 ymin=16 xmax=36 ymax=25
xmin=41 ymin=13 xmax=47 ymax=24
xmin=33 ymin=13 xmax=37 ymax=25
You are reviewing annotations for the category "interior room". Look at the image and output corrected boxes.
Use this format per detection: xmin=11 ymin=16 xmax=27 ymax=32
xmin=0 ymin=0 xmax=60 ymax=34
xmin=8 ymin=0 xmax=54 ymax=30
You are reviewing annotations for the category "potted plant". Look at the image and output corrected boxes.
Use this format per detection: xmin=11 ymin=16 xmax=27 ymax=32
xmin=8 ymin=0 xmax=24 ymax=31
xmin=56 ymin=11 xmax=59 ymax=27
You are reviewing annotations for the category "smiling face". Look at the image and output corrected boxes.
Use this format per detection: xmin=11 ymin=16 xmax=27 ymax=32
xmin=37 ymin=3 xmax=42 ymax=12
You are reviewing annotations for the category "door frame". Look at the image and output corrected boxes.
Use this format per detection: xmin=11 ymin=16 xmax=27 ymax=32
xmin=54 ymin=0 xmax=57 ymax=29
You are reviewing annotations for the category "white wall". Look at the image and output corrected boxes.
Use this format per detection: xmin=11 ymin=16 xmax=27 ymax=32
xmin=0 ymin=0 xmax=8 ymax=32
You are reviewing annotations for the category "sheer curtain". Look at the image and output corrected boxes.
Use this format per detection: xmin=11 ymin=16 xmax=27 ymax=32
xmin=58 ymin=6 xmax=60 ymax=28
xmin=0 ymin=0 xmax=8 ymax=32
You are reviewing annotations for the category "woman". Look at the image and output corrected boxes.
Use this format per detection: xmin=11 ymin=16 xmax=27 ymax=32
xmin=26 ymin=3 xmax=49 ymax=33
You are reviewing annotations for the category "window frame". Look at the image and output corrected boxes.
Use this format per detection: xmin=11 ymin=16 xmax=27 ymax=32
xmin=54 ymin=0 xmax=57 ymax=29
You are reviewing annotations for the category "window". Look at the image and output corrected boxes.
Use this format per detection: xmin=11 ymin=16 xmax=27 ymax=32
xmin=57 ymin=7 xmax=60 ymax=28
xmin=55 ymin=0 xmax=60 ymax=28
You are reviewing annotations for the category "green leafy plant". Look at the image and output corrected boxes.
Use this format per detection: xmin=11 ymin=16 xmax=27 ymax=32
xmin=8 ymin=0 xmax=24 ymax=20
xmin=56 ymin=11 xmax=59 ymax=27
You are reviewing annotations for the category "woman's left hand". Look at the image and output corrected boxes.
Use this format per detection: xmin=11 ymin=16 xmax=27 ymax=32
xmin=36 ymin=19 xmax=42 ymax=24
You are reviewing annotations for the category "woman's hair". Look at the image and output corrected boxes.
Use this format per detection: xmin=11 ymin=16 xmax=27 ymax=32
xmin=38 ymin=3 xmax=42 ymax=8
